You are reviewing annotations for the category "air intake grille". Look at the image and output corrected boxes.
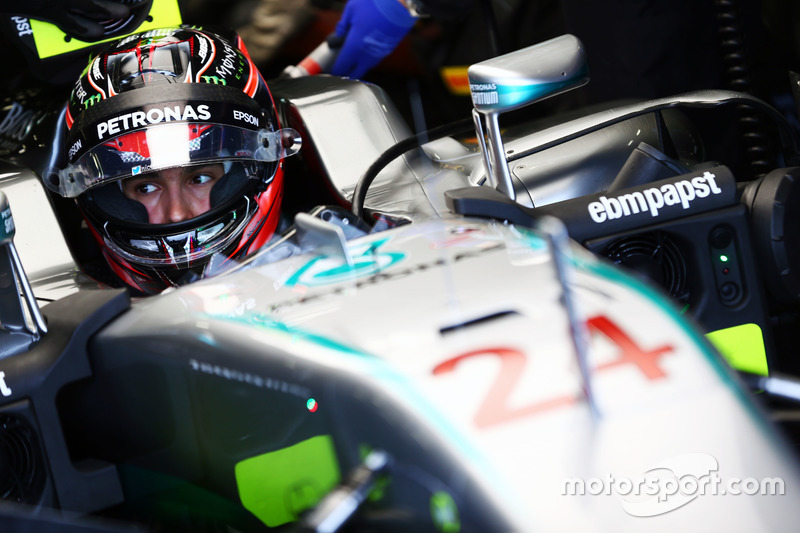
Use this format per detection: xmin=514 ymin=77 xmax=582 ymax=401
xmin=604 ymin=231 xmax=689 ymax=303
xmin=0 ymin=414 xmax=46 ymax=504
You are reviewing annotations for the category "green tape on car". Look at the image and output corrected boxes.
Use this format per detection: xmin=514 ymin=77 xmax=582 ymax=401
xmin=29 ymin=0 xmax=183 ymax=59
xmin=235 ymin=434 xmax=340 ymax=527
xmin=706 ymin=323 xmax=768 ymax=376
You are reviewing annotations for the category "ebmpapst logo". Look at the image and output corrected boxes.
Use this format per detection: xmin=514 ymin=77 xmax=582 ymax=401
xmin=586 ymin=171 xmax=723 ymax=224
xmin=562 ymin=453 xmax=785 ymax=517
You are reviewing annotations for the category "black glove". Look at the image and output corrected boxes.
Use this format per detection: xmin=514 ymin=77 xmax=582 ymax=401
xmin=2 ymin=0 xmax=146 ymax=40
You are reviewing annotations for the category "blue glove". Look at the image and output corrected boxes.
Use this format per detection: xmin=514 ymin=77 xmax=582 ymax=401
xmin=331 ymin=0 xmax=416 ymax=79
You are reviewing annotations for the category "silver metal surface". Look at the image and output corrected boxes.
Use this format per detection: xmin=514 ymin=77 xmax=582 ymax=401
xmin=506 ymin=89 xmax=800 ymax=163
xmin=294 ymin=212 xmax=353 ymax=266
xmin=0 ymin=166 xmax=85 ymax=302
xmin=467 ymin=34 xmax=589 ymax=200
xmin=484 ymin=110 xmax=516 ymax=199
xmin=461 ymin=108 xmax=702 ymax=208
xmin=467 ymin=34 xmax=589 ymax=115
xmin=538 ymin=215 xmax=597 ymax=418
xmin=7 ymin=240 xmax=48 ymax=335
xmin=269 ymin=76 xmax=420 ymax=207
xmin=0 ymin=190 xmax=47 ymax=341
xmin=93 ymin=217 xmax=800 ymax=531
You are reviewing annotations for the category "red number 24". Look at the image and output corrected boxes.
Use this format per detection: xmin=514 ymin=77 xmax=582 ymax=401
xmin=431 ymin=315 xmax=673 ymax=428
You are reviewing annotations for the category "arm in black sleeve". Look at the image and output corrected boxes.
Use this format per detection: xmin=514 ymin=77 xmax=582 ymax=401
xmin=0 ymin=0 xmax=145 ymax=40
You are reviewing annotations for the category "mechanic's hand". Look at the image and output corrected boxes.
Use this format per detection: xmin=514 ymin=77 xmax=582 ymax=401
xmin=331 ymin=0 xmax=416 ymax=79
xmin=13 ymin=0 xmax=146 ymax=41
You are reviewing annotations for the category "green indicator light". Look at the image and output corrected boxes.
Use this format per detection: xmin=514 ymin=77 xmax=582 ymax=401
xmin=719 ymin=254 xmax=729 ymax=262
xmin=307 ymin=398 xmax=318 ymax=412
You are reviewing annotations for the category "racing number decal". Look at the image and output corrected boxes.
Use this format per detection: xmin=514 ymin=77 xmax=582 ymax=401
xmin=588 ymin=315 xmax=672 ymax=380
xmin=433 ymin=348 xmax=576 ymax=428
xmin=433 ymin=315 xmax=674 ymax=428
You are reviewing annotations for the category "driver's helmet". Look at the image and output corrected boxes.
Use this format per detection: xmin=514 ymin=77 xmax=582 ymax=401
xmin=49 ymin=26 xmax=300 ymax=294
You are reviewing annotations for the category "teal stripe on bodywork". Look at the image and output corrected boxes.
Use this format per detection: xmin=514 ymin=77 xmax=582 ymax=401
xmin=495 ymin=79 xmax=582 ymax=110
xmin=208 ymin=311 xmax=527 ymax=518
xmin=575 ymin=252 xmax=735 ymax=375
xmin=229 ymin=312 xmax=371 ymax=357
xmin=471 ymin=64 xmax=589 ymax=113
xmin=571 ymin=251 xmax=781 ymax=437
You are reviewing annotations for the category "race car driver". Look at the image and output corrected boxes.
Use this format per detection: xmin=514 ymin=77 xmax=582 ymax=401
xmin=47 ymin=26 xmax=303 ymax=295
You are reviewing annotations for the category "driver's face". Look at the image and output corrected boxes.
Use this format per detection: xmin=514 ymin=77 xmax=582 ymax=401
xmin=121 ymin=164 xmax=225 ymax=224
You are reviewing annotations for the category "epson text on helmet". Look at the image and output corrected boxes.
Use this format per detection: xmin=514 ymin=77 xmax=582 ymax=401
xmin=67 ymin=139 xmax=82 ymax=160
xmin=588 ymin=171 xmax=722 ymax=223
xmin=96 ymin=104 xmax=212 ymax=140
xmin=233 ymin=110 xmax=259 ymax=127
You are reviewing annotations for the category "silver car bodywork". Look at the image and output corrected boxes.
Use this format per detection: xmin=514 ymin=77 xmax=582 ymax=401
xmin=1 ymin=34 xmax=799 ymax=532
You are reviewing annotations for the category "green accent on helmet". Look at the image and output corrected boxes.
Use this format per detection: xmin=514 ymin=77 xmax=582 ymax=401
xmin=29 ymin=0 xmax=183 ymax=59
xmin=706 ymin=323 xmax=768 ymax=376
xmin=235 ymin=435 xmax=340 ymax=527
xmin=430 ymin=491 xmax=460 ymax=532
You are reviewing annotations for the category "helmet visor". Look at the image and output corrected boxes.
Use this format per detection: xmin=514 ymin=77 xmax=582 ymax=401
xmin=54 ymin=122 xmax=300 ymax=198
xmin=101 ymin=197 xmax=257 ymax=268
xmin=87 ymin=161 xmax=265 ymax=225
xmin=80 ymin=160 xmax=276 ymax=269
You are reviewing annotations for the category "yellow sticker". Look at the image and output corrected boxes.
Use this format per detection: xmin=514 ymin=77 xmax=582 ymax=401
xmin=235 ymin=435 xmax=340 ymax=527
xmin=706 ymin=323 xmax=768 ymax=376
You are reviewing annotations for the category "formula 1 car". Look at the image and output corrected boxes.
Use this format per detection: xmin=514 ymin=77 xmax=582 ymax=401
xmin=2 ymin=22 xmax=800 ymax=533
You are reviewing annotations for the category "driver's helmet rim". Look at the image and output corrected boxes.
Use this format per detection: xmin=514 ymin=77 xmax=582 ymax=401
xmin=55 ymin=26 xmax=300 ymax=294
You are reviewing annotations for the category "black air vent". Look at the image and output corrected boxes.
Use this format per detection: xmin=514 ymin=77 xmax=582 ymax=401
xmin=604 ymin=231 xmax=689 ymax=303
xmin=0 ymin=414 xmax=46 ymax=504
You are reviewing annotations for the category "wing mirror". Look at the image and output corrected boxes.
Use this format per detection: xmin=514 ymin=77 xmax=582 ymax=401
xmin=468 ymin=34 xmax=589 ymax=200
xmin=0 ymin=190 xmax=47 ymax=358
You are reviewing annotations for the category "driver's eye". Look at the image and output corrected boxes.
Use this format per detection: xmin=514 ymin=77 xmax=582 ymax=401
xmin=135 ymin=183 xmax=158 ymax=194
xmin=191 ymin=173 xmax=214 ymax=185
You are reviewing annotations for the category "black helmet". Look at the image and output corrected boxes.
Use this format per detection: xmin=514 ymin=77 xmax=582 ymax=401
xmin=49 ymin=26 xmax=300 ymax=294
